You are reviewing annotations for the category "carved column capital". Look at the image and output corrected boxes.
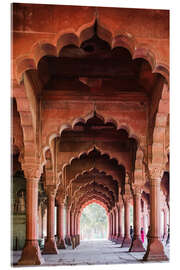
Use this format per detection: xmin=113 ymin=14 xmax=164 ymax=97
xmin=56 ymin=184 xmax=66 ymax=204
xmin=149 ymin=165 xmax=164 ymax=180
xmin=23 ymin=163 xmax=42 ymax=181
xmin=45 ymin=185 xmax=58 ymax=198
xmin=132 ymin=184 xmax=143 ymax=195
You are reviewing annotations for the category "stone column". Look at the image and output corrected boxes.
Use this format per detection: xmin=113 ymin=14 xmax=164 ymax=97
xmin=18 ymin=168 xmax=44 ymax=265
xmin=77 ymin=211 xmax=81 ymax=235
xmin=74 ymin=212 xmax=76 ymax=236
xmin=108 ymin=212 xmax=112 ymax=240
xmin=129 ymin=186 xmax=145 ymax=252
xmin=112 ymin=209 xmax=116 ymax=241
xmin=110 ymin=211 xmax=113 ymax=240
xmin=116 ymin=202 xmax=124 ymax=244
xmin=70 ymin=210 xmax=76 ymax=249
xmin=162 ymin=209 xmax=168 ymax=241
xmin=121 ymin=198 xmax=131 ymax=247
xmin=115 ymin=206 xmax=119 ymax=241
xmin=143 ymin=168 xmax=168 ymax=261
xmin=65 ymin=206 xmax=71 ymax=245
xmin=77 ymin=211 xmax=81 ymax=245
xmin=70 ymin=211 xmax=74 ymax=237
xmin=42 ymin=186 xmax=58 ymax=254
xmin=57 ymin=201 xmax=66 ymax=249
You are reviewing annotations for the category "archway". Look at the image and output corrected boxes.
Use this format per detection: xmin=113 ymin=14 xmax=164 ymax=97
xmin=80 ymin=203 xmax=108 ymax=240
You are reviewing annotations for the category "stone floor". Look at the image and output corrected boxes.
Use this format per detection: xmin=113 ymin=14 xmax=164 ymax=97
xmin=12 ymin=239 xmax=170 ymax=267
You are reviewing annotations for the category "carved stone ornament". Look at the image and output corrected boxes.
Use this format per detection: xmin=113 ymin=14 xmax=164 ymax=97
xmin=56 ymin=189 xmax=66 ymax=204
xmin=149 ymin=165 xmax=163 ymax=180
xmin=132 ymin=184 xmax=142 ymax=195
xmin=23 ymin=164 xmax=42 ymax=180
xmin=45 ymin=185 xmax=58 ymax=197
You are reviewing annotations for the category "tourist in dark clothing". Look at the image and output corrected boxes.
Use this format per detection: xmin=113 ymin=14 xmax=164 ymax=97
xmin=130 ymin=225 xmax=134 ymax=239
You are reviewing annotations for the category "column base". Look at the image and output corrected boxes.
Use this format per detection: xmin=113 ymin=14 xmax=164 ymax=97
xmin=18 ymin=240 xmax=44 ymax=265
xmin=112 ymin=235 xmax=117 ymax=242
xmin=108 ymin=235 xmax=112 ymax=241
xmin=65 ymin=235 xmax=72 ymax=245
xmin=57 ymin=238 xmax=66 ymax=249
xmin=114 ymin=234 xmax=119 ymax=243
xmin=129 ymin=237 xmax=145 ymax=252
xmin=42 ymin=238 xmax=58 ymax=254
xmin=71 ymin=236 xmax=76 ymax=249
xmin=75 ymin=235 xmax=79 ymax=247
xmin=116 ymin=235 xmax=124 ymax=244
xmin=143 ymin=237 xmax=168 ymax=261
xmin=121 ymin=237 xmax=132 ymax=248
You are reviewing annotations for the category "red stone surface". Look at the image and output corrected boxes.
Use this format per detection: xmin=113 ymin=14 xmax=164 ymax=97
xmin=12 ymin=3 xmax=169 ymax=265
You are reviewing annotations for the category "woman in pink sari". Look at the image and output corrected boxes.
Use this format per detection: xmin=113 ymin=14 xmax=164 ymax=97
xmin=141 ymin=227 xmax=144 ymax=243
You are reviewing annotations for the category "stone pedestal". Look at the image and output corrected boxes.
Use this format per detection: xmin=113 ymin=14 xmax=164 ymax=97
xmin=57 ymin=238 xmax=66 ymax=249
xmin=18 ymin=176 xmax=44 ymax=265
xmin=18 ymin=240 xmax=43 ymax=265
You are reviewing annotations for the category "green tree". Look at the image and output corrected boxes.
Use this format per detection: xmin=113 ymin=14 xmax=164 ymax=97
xmin=80 ymin=203 xmax=108 ymax=239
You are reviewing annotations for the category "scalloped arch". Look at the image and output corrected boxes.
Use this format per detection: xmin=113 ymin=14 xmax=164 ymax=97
xmin=43 ymin=111 xmax=139 ymax=166
xmin=15 ymin=20 xmax=169 ymax=86
xmin=61 ymin=145 xmax=126 ymax=174
xmin=79 ymin=199 xmax=108 ymax=215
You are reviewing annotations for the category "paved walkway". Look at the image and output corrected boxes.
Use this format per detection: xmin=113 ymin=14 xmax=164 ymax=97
xmin=12 ymin=239 xmax=169 ymax=266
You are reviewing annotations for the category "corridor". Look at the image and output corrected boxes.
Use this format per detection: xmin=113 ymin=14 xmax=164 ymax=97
xmin=12 ymin=240 xmax=169 ymax=266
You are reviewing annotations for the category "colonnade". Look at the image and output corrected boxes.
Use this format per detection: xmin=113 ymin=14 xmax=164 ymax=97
xmin=18 ymin=168 xmax=169 ymax=265
xmin=108 ymin=181 xmax=169 ymax=261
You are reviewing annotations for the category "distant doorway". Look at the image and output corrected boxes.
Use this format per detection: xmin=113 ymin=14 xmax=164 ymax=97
xmin=80 ymin=203 xmax=108 ymax=240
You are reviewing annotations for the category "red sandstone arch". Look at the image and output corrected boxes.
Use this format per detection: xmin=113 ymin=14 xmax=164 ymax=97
xmin=71 ymin=184 xmax=114 ymax=208
xmin=73 ymin=182 xmax=115 ymax=205
xmin=71 ymin=176 xmax=117 ymax=203
xmin=71 ymin=169 xmax=118 ymax=199
xmin=44 ymin=114 xmax=139 ymax=178
xmin=15 ymin=20 xmax=169 ymax=85
xmin=43 ymin=118 xmax=135 ymax=169
xmin=76 ymin=194 xmax=111 ymax=214
xmin=13 ymin=13 xmax=169 ymax=177
xmin=14 ymin=21 xmax=168 ymax=174
xmin=63 ymin=148 xmax=125 ymax=185
xmin=74 ymin=195 xmax=111 ymax=213
xmin=79 ymin=199 xmax=108 ymax=215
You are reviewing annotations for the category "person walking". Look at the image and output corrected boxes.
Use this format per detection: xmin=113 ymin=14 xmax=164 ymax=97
xmin=141 ymin=227 xmax=144 ymax=243
xmin=130 ymin=225 xmax=134 ymax=239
